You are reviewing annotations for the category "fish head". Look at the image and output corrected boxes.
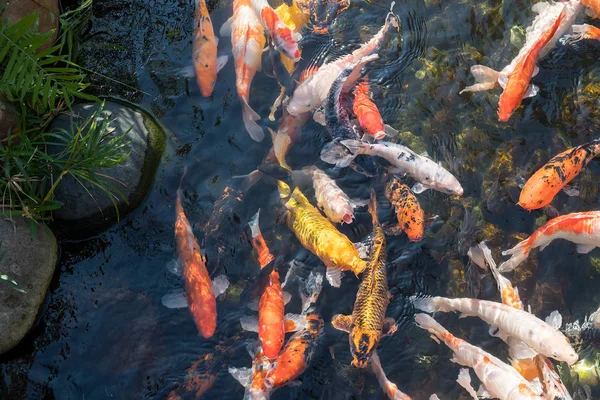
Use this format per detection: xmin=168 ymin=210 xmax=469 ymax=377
xmin=349 ymin=328 xmax=379 ymax=368
xmin=435 ymin=170 xmax=464 ymax=196
xmin=545 ymin=336 xmax=579 ymax=366
xmin=246 ymin=387 xmax=271 ymax=400
xmin=287 ymin=85 xmax=315 ymax=115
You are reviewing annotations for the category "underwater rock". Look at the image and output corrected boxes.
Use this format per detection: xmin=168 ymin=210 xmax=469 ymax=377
xmin=49 ymin=100 xmax=166 ymax=237
xmin=1 ymin=0 xmax=59 ymax=51
xmin=0 ymin=216 xmax=58 ymax=354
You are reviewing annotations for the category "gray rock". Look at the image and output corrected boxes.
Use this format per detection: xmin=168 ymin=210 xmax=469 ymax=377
xmin=50 ymin=100 xmax=165 ymax=236
xmin=0 ymin=216 xmax=58 ymax=354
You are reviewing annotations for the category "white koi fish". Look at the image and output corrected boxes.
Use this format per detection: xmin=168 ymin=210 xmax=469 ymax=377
xmin=411 ymin=296 xmax=578 ymax=365
xmin=415 ymin=313 xmax=545 ymax=400
xmin=321 ymin=140 xmax=463 ymax=196
xmin=499 ymin=211 xmax=600 ymax=273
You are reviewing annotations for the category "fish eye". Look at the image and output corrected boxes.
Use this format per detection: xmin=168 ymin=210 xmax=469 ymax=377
xmin=553 ymin=351 xmax=559 ymax=358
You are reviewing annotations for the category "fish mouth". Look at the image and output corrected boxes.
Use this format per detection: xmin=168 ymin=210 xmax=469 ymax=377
xmin=342 ymin=214 xmax=354 ymax=224
xmin=351 ymin=358 xmax=369 ymax=368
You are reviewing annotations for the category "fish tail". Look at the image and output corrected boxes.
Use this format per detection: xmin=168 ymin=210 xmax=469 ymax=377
xmin=248 ymin=209 xmax=262 ymax=239
xmin=460 ymin=65 xmax=499 ymax=94
xmin=368 ymin=189 xmax=379 ymax=226
xmin=499 ymin=238 xmax=532 ymax=272
xmin=320 ymin=140 xmax=359 ymax=167
xmin=414 ymin=313 xmax=448 ymax=340
xmin=410 ymin=295 xmax=439 ymax=313
xmin=241 ymin=98 xmax=265 ymax=142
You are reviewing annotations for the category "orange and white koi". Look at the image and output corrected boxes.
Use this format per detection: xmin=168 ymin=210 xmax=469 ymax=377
xmin=461 ymin=1 xmax=582 ymax=98
xmin=287 ymin=12 xmax=399 ymax=116
xmin=229 ymin=341 xmax=273 ymax=400
xmin=518 ymin=139 xmax=600 ymax=210
xmin=499 ymin=211 xmax=600 ymax=273
xmin=384 ymin=176 xmax=424 ymax=242
xmin=303 ymin=166 xmax=363 ymax=224
xmin=497 ymin=7 xmax=567 ymax=122
xmin=352 ymin=79 xmax=393 ymax=140
xmin=249 ymin=209 xmax=275 ymax=269
xmin=221 ymin=0 xmax=266 ymax=141
xmin=171 ymin=187 xmax=229 ymax=338
xmin=251 ymin=0 xmax=301 ymax=62
xmin=411 ymin=296 xmax=578 ymax=365
xmin=415 ymin=313 xmax=545 ymax=400
xmin=370 ymin=351 xmax=412 ymax=400
xmin=193 ymin=0 xmax=227 ymax=97
xmin=564 ymin=23 xmax=600 ymax=42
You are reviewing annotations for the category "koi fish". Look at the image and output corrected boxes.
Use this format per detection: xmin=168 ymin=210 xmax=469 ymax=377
xmin=518 ymin=139 xmax=600 ymax=210
xmin=333 ymin=191 xmax=397 ymax=368
xmin=221 ymin=0 xmax=266 ymax=141
xmin=273 ymin=2 xmax=309 ymax=73
xmin=251 ymin=0 xmax=301 ymax=62
xmin=415 ymin=313 xmax=545 ymax=400
xmin=497 ymin=7 xmax=567 ymax=122
xmin=229 ymin=341 xmax=273 ymax=399
xmin=411 ymin=296 xmax=578 ymax=365
xmin=321 ymin=140 xmax=463 ymax=196
xmin=265 ymin=111 xmax=310 ymax=169
xmin=564 ymin=23 xmax=600 ymax=42
xmin=282 ymin=260 xmax=324 ymax=313
xmin=581 ymin=0 xmax=600 ymax=18
xmin=249 ymin=209 xmax=275 ymax=269
xmin=370 ymin=351 xmax=412 ymax=400
xmin=462 ymin=1 xmax=582 ymax=94
xmin=303 ymin=166 xmax=363 ymax=224
xmin=499 ymin=211 xmax=600 ymax=273
xmin=352 ymin=79 xmax=392 ymax=140
xmin=477 ymin=242 xmax=524 ymax=310
xmin=287 ymin=11 xmax=398 ymax=116
xmin=173 ymin=187 xmax=229 ymax=338
xmin=193 ymin=0 xmax=227 ymax=97
xmin=384 ymin=176 xmax=424 ymax=241
xmin=265 ymin=314 xmax=324 ymax=387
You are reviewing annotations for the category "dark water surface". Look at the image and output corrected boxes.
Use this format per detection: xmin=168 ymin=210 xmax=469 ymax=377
xmin=2 ymin=0 xmax=600 ymax=398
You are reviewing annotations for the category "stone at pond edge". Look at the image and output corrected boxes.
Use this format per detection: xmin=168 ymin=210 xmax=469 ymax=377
xmin=50 ymin=100 xmax=166 ymax=237
xmin=0 ymin=217 xmax=58 ymax=354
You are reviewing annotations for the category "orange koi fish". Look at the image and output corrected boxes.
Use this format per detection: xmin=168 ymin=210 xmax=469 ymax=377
xmin=384 ymin=176 xmax=424 ymax=242
xmin=265 ymin=314 xmax=324 ymax=387
xmin=221 ymin=0 xmax=266 ymax=141
xmin=500 ymin=211 xmax=600 ymax=272
xmin=229 ymin=342 xmax=273 ymax=399
xmin=352 ymin=79 xmax=392 ymax=140
xmin=249 ymin=209 xmax=275 ymax=269
xmin=193 ymin=0 xmax=227 ymax=97
xmin=518 ymin=139 xmax=600 ymax=210
xmin=497 ymin=7 xmax=567 ymax=122
xmin=174 ymin=188 xmax=228 ymax=338
xmin=582 ymin=0 xmax=600 ymax=17
xmin=251 ymin=0 xmax=302 ymax=62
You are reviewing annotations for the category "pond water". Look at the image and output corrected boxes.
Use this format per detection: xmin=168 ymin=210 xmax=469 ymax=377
xmin=1 ymin=0 xmax=600 ymax=398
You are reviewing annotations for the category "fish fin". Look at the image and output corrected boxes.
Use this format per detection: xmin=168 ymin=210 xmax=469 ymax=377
xmin=562 ymin=185 xmax=580 ymax=197
xmin=529 ymin=377 xmax=544 ymax=395
xmin=531 ymin=1 xmax=549 ymax=14
xmin=313 ymin=108 xmax=326 ymax=126
xmin=456 ymin=369 xmax=478 ymax=400
xmin=382 ymin=318 xmax=397 ymax=337
xmin=241 ymin=98 xmax=264 ymax=141
xmin=545 ymin=310 xmax=563 ymax=329
xmin=542 ymin=205 xmax=560 ymax=219
xmin=219 ymin=16 xmax=233 ymax=37
xmin=320 ymin=141 xmax=359 ymax=168
xmin=410 ymin=296 xmax=438 ymax=313
xmin=532 ymin=65 xmax=539 ymax=77
xmin=382 ymin=222 xmax=404 ymax=236
xmin=477 ymin=384 xmax=492 ymax=399
xmin=498 ymin=75 xmax=508 ymax=89
xmin=178 ymin=65 xmax=195 ymax=78
xmin=240 ymin=315 xmax=259 ymax=332
xmin=488 ymin=325 xmax=509 ymax=341
xmin=228 ymin=366 xmax=253 ymax=388
xmin=429 ymin=395 xmax=441 ymax=400
xmin=248 ymin=209 xmax=262 ymax=239
xmin=576 ymin=244 xmax=596 ymax=254
xmin=460 ymin=65 xmax=499 ymax=93
xmin=523 ymin=84 xmax=539 ymax=98
xmin=166 ymin=258 xmax=183 ymax=276
xmin=332 ymin=314 xmax=352 ymax=332
xmin=284 ymin=313 xmax=307 ymax=332
xmin=499 ymin=238 xmax=532 ymax=272
xmin=460 ymin=81 xmax=497 ymax=93
xmin=384 ymin=124 xmax=397 ymax=137
xmin=212 ymin=274 xmax=230 ymax=297
xmin=247 ymin=298 xmax=259 ymax=311
xmin=217 ymin=55 xmax=228 ymax=73
xmin=411 ymin=182 xmax=428 ymax=194
xmin=161 ymin=290 xmax=188 ymax=309
xmin=354 ymin=239 xmax=371 ymax=259
xmin=283 ymin=291 xmax=292 ymax=304
xmin=300 ymin=271 xmax=323 ymax=313
xmin=340 ymin=139 xmax=366 ymax=156
xmin=325 ymin=267 xmax=342 ymax=288
xmin=586 ymin=7 xmax=600 ymax=19
xmin=368 ymin=189 xmax=379 ymax=226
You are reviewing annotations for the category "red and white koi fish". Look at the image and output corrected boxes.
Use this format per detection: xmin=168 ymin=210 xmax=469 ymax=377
xmin=303 ymin=166 xmax=363 ymax=224
xmin=416 ymin=313 xmax=545 ymax=400
xmin=499 ymin=211 xmax=600 ymax=273
xmin=229 ymin=341 xmax=273 ymax=400
xmin=221 ymin=0 xmax=266 ymax=141
xmin=250 ymin=0 xmax=301 ymax=61
xmin=411 ymin=296 xmax=578 ymax=365
xmin=321 ymin=140 xmax=463 ymax=196
xmin=193 ymin=0 xmax=227 ymax=97
xmin=497 ymin=7 xmax=567 ymax=122
xmin=352 ymin=79 xmax=395 ymax=140
xmin=249 ymin=209 xmax=275 ymax=269
xmin=169 ymin=187 xmax=229 ymax=338
xmin=461 ymin=1 xmax=582 ymax=100
xmin=476 ymin=242 xmax=524 ymax=310
xmin=287 ymin=12 xmax=399 ymax=116
xmin=370 ymin=351 xmax=412 ymax=400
